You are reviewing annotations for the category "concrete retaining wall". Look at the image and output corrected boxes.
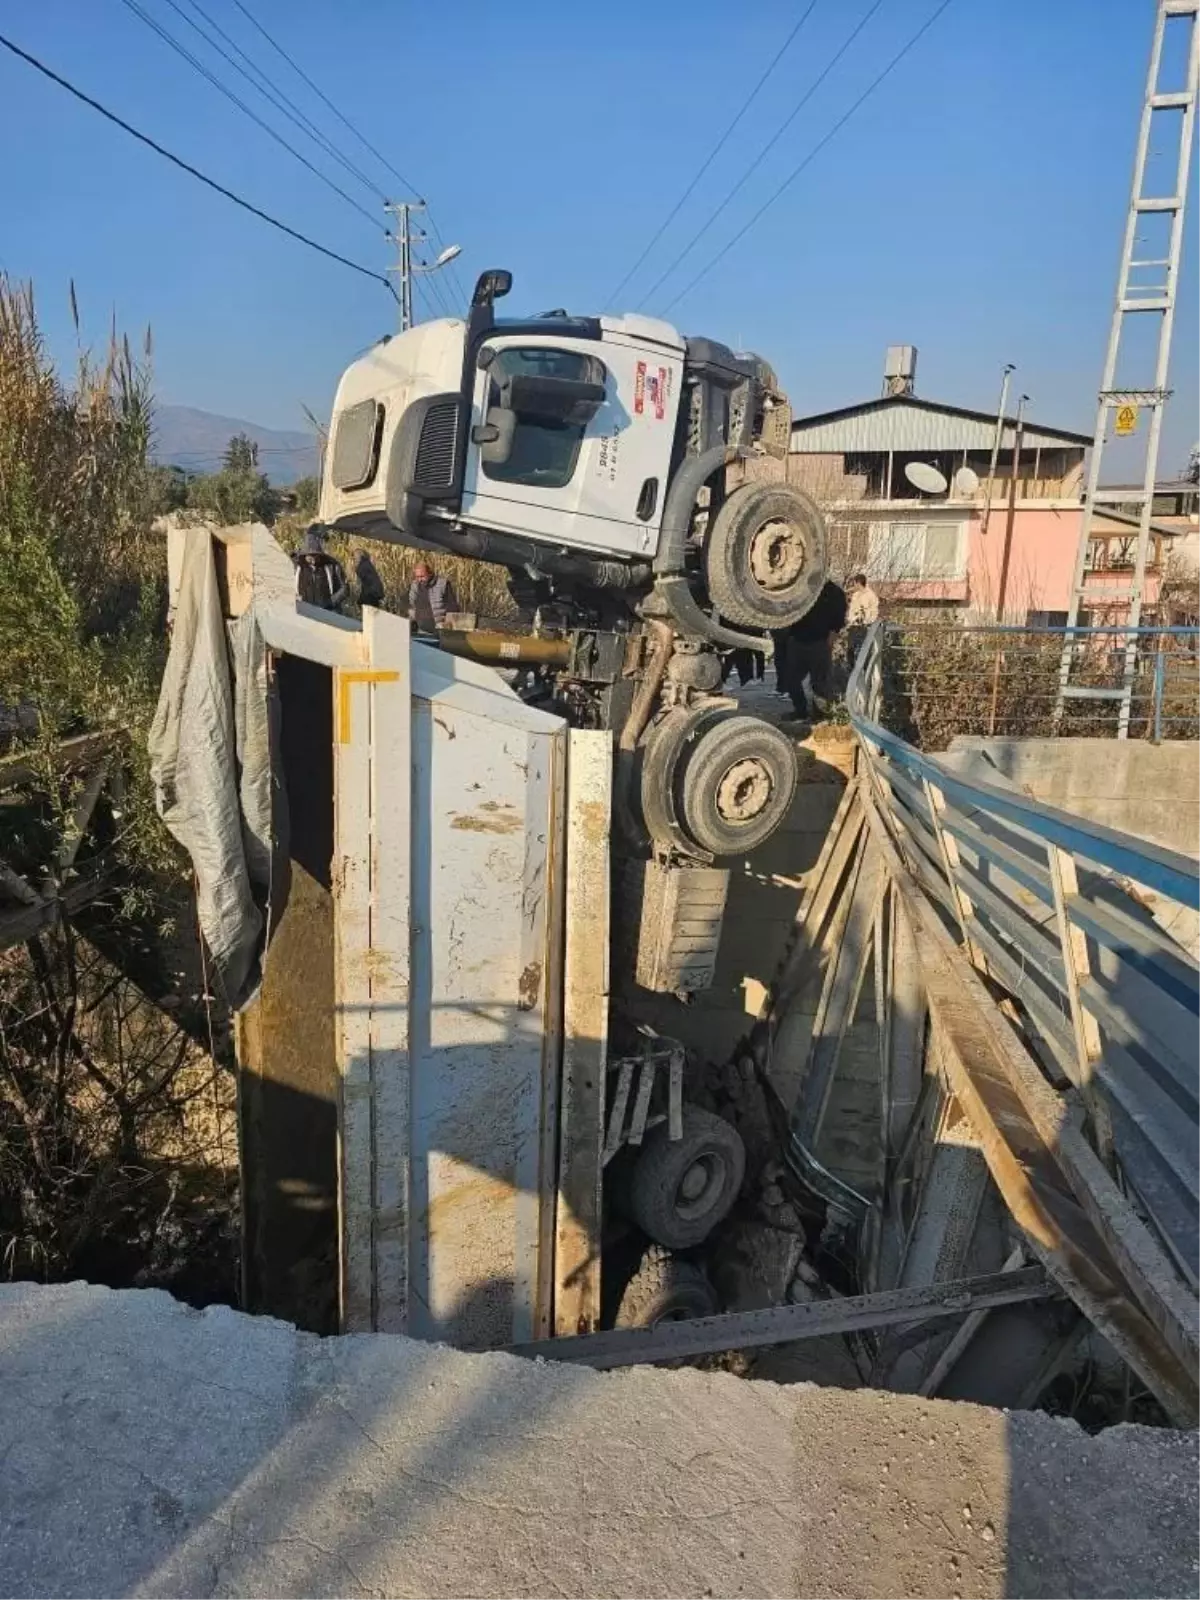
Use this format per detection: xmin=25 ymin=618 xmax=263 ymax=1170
xmin=946 ymin=737 xmax=1200 ymax=857
xmin=1 ymin=1281 xmax=1196 ymax=1599
xmin=946 ymin=736 xmax=1200 ymax=954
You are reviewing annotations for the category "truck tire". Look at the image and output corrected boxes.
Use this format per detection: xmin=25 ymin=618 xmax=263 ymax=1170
xmin=677 ymin=713 xmax=797 ymax=857
xmin=639 ymin=703 xmax=710 ymax=853
xmin=704 ymin=481 xmax=827 ymax=629
xmin=626 ymin=1106 xmax=746 ymax=1250
xmin=615 ymin=1243 xmax=719 ymax=1328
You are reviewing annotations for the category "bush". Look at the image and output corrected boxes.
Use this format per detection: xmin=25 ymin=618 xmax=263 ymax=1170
xmin=0 ymin=278 xmax=236 ymax=1302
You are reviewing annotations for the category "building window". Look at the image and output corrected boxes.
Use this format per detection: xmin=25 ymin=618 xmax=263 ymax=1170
xmin=1026 ymin=610 xmax=1069 ymax=629
xmin=867 ymin=519 xmax=966 ymax=582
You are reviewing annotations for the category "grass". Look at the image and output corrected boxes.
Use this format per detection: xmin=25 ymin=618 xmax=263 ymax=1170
xmin=0 ymin=277 xmax=237 ymax=1300
xmin=880 ymin=620 xmax=1199 ymax=751
xmin=274 ymin=511 xmax=517 ymax=620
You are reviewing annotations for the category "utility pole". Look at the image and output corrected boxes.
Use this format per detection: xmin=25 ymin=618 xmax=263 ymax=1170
xmin=385 ymin=199 xmax=425 ymax=332
xmin=980 ymin=363 xmax=1015 ymax=540
xmin=995 ymin=395 xmax=1029 ymax=620
xmin=1057 ymin=0 xmax=1199 ymax=736
xmin=385 ymin=201 xmax=462 ymax=332
xmin=988 ymin=392 xmax=1029 ymax=734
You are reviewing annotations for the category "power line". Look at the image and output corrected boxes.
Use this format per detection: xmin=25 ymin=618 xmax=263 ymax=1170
xmin=161 ymin=0 xmax=387 ymax=202
xmin=607 ymin=0 xmax=820 ymax=307
xmin=116 ymin=0 xmax=384 ymax=234
xmin=0 ymin=31 xmax=396 ymax=293
xmin=662 ymin=0 xmax=955 ymax=312
xmin=228 ymin=0 xmax=422 ymax=198
xmin=644 ymin=0 xmax=887 ymax=307
xmin=227 ymin=0 xmax=468 ymax=311
xmin=159 ymin=0 xmax=464 ymax=318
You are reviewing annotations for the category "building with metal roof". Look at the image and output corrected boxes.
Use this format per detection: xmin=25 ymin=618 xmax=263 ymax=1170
xmin=784 ymin=349 xmax=1093 ymax=620
xmin=790 ymin=393 xmax=1091 ymax=457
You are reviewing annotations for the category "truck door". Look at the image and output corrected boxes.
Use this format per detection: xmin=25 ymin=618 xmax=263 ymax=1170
xmin=459 ymin=333 xmax=683 ymax=560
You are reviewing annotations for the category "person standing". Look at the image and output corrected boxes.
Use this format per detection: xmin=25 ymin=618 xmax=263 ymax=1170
xmin=293 ymin=527 xmax=348 ymax=612
xmin=354 ymin=548 xmax=386 ymax=610
xmin=408 ymin=561 xmax=459 ymax=634
xmin=721 ymin=647 xmax=766 ymax=688
xmin=845 ymin=572 xmax=880 ymax=664
xmin=777 ymin=578 xmax=848 ymax=724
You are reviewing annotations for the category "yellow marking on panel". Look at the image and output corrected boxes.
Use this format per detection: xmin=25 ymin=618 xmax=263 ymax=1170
xmin=336 ymin=669 xmax=401 ymax=744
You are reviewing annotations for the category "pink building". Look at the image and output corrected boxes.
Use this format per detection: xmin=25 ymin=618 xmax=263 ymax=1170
xmin=787 ymin=350 xmax=1094 ymax=623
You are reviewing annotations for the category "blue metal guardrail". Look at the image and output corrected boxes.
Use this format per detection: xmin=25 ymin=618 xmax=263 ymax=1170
xmin=845 ymin=621 xmax=1200 ymax=1285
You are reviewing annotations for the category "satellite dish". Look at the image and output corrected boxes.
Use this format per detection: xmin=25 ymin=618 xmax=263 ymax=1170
xmin=954 ymin=465 xmax=980 ymax=497
xmin=905 ymin=461 xmax=949 ymax=495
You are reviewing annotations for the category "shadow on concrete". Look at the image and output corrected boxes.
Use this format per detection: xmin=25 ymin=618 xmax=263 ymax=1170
xmin=0 ymin=1277 xmax=1197 ymax=1598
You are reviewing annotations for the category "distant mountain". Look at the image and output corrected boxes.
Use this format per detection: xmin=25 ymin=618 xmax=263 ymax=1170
xmin=153 ymin=404 xmax=320 ymax=485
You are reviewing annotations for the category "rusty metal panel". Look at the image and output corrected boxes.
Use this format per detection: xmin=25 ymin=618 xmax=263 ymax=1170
xmin=405 ymin=666 xmax=566 ymax=1349
xmin=363 ymin=610 xmax=412 ymax=1333
xmin=630 ymin=859 xmax=730 ymax=994
xmin=329 ymin=608 xmax=568 ymax=1347
xmin=554 ymin=729 xmax=612 ymax=1337
xmin=333 ymin=661 xmax=381 ymax=1333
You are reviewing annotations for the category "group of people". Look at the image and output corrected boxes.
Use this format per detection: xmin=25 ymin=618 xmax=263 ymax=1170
xmin=292 ymin=527 xmax=458 ymax=631
xmin=294 ymin=525 xmax=877 ymax=726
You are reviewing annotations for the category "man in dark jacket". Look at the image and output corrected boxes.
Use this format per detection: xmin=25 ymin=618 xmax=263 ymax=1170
xmin=293 ymin=527 xmax=348 ymax=612
xmin=774 ymin=578 xmax=848 ymax=723
xmin=354 ymin=548 xmax=386 ymax=610
xmin=408 ymin=561 xmax=459 ymax=634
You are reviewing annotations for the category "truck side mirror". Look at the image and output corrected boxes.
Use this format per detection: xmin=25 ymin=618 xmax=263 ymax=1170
xmin=475 ymin=407 xmax=517 ymax=464
xmin=472 ymin=269 xmax=513 ymax=308
xmin=502 ymin=374 xmax=606 ymax=426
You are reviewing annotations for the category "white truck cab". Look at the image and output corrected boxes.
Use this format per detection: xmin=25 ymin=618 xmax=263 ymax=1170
xmin=320 ymin=269 xmax=827 ymax=649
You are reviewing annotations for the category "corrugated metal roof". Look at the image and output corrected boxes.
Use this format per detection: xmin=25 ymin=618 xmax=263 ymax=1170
xmin=789 ymin=395 xmax=1090 ymax=454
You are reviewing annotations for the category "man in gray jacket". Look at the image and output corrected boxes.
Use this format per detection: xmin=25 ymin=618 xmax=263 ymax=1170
xmin=408 ymin=561 xmax=459 ymax=634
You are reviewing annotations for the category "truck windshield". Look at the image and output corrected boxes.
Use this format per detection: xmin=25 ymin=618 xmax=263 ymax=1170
xmin=483 ymin=346 xmax=606 ymax=489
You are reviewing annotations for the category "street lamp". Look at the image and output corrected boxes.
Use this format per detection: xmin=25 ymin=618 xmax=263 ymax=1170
xmin=385 ymin=201 xmax=462 ymax=330
xmin=417 ymin=244 xmax=462 ymax=272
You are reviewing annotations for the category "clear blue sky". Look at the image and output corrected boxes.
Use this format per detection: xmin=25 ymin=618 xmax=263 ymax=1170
xmin=2 ymin=0 xmax=1196 ymax=474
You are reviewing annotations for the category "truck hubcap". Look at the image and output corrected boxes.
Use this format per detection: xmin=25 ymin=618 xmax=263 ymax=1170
xmin=749 ymin=518 xmax=806 ymax=591
xmin=716 ymin=758 xmax=772 ymax=823
xmin=676 ymin=1153 xmax=724 ymax=1217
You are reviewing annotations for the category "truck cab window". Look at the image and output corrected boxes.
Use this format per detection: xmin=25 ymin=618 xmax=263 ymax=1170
xmin=482 ymin=346 xmax=606 ymax=489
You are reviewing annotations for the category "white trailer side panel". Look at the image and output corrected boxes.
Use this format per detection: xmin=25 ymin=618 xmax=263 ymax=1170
xmin=334 ymin=610 xmax=567 ymax=1347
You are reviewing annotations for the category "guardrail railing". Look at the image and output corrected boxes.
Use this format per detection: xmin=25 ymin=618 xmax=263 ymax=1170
xmin=846 ymin=621 xmax=1200 ymax=1286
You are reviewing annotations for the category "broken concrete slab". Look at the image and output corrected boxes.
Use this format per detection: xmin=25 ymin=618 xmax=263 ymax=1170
xmin=1 ymin=1281 xmax=1197 ymax=1599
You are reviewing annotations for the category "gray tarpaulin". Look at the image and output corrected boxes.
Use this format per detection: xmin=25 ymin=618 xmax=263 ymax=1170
xmin=148 ymin=532 xmax=274 ymax=1007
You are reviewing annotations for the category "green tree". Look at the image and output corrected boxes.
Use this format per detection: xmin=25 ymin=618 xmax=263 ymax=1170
xmin=222 ymin=432 xmax=259 ymax=472
xmin=185 ymin=466 xmax=278 ymax=525
xmin=290 ymin=475 xmax=319 ymax=517
xmin=146 ymin=463 xmax=191 ymax=516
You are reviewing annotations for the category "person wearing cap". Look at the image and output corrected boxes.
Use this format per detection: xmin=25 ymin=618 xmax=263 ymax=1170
xmin=407 ymin=561 xmax=459 ymax=635
xmin=294 ymin=527 xmax=348 ymax=612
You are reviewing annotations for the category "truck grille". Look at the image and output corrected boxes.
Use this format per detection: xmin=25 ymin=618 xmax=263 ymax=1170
xmin=413 ymin=400 xmax=459 ymax=493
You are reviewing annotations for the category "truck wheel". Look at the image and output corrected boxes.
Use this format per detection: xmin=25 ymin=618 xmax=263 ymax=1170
xmin=704 ymin=482 xmax=827 ymax=629
xmin=639 ymin=703 xmax=708 ymax=853
xmin=678 ymin=713 xmax=797 ymax=857
xmin=626 ymin=1106 xmax=746 ymax=1250
xmin=615 ymin=1243 xmax=719 ymax=1328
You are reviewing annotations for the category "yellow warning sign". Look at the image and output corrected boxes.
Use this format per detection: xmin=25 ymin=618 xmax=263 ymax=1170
xmin=1115 ymin=403 xmax=1139 ymax=437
